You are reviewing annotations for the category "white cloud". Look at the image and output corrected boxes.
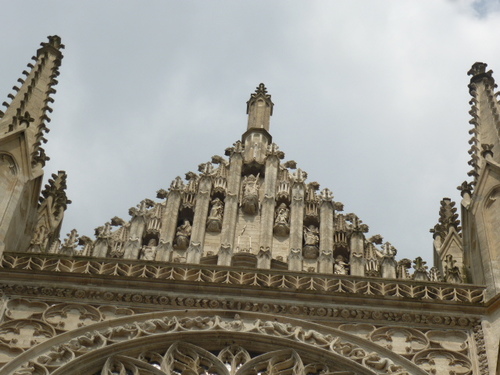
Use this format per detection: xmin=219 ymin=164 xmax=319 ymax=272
xmin=2 ymin=1 xmax=500 ymax=262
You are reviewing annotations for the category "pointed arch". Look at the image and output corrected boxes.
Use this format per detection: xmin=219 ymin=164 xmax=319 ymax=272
xmin=0 ymin=310 xmax=427 ymax=375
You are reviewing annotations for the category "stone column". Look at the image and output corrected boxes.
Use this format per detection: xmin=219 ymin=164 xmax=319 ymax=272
xmin=380 ymin=242 xmax=397 ymax=279
xmin=350 ymin=232 xmax=365 ymax=276
xmin=123 ymin=201 xmax=148 ymax=259
xmin=218 ymin=144 xmax=243 ymax=266
xmin=318 ymin=188 xmax=334 ymax=273
xmin=155 ymin=177 xmax=183 ymax=262
xmin=186 ymin=175 xmax=212 ymax=264
xmin=257 ymin=144 xmax=280 ymax=269
xmin=288 ymin=178 xmax=305 ymax=271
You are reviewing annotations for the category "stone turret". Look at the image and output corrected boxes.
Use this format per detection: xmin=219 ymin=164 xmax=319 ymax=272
xmin=242 ymin=84 xmax=274 ymax=164
xmin=0 ymin=36 xmax=64 ymax=255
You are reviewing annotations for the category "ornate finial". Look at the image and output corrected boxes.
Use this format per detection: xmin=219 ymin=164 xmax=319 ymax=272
xmin=37 ymin=35 xmax=64 ymax=58
xmin=46 ymin=35 xmax=64 ymax=49
xmin=39 ymin=171 xmax=71 ymax=217
xmin=430 ymin=198 xmax=461 ymax=239
xmin=457 ymin=180 xmax=473 ymax=197
xmin=246 ymin=83 xmax=274 ymax=131
xmin=320 ymin=188 xmax=333 ymax=202
xmin=468 ymin=62 xmax=488 ymax=77
xmin=468 ymin=62 xmax=495 ymax=91
xmin=252 ymin=83 xmax=269 ymax=97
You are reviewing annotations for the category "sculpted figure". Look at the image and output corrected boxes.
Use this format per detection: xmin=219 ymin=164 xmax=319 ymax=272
xmin=273 ymin=203 xmax=290 ymax=237
xmin=206 ymin=198 xmax=224 ymax=233
xmin=303 ymin=225 xmax=319 ymax=259
xmin=140 ymin=238 xmax=157 ymax=260
xmin=27 ymin=225 xmax=47 ymax=253
xmin=241 ymin=174 xmax=260 ymax=215
xmin=174 ymin=219 xmax=192 ymax=250
xmin=334 ymin=255 xmax=349 ymax=275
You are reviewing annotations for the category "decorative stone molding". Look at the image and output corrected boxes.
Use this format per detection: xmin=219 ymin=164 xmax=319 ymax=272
xmin=0 ymin=287 xmax=482 ymax=329
xmin=0 ymin=254 xmax=485 ymax=304
xmin=0 ymin=297 xmax=484 ymax=373
xmin=1 ymin=311 xmax=435 ymax=375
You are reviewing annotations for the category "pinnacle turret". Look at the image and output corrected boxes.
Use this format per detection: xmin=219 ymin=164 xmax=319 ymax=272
xmin=465 ymin=62 xmax=500 ymax=190
xmin=430 ymin=198 xmax=461 ymax=240
xmin=0 ymin=35 xmax=64 ymax=168
xmin=246 ymin=83 xmax=273 ymax=132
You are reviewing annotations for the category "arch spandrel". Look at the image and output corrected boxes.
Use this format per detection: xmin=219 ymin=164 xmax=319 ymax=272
xmin=1 ymin=310 xmax=427 ymax=375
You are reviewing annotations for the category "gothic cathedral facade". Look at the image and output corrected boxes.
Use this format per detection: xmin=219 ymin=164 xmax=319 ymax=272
xmin=0 ymin=36 xmax=498 ymax=375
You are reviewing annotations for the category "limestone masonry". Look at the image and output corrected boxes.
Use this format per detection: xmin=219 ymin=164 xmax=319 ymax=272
xmin=0 ymin=36 xmax=498 ymax=375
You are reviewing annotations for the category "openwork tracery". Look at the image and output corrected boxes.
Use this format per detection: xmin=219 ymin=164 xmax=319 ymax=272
xmin=96 ymin=342 xmax=341 ymax=375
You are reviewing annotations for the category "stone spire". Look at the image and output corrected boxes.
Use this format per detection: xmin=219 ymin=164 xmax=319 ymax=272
xmin=242 ymin=84 xmax=274 ymax=164
xmin=0 ymin=36 xmax=64 ymax=255
xmin=466 ymin=62 xmax=500 ymax=188
xmin=246 ymin=83 xmax=273 ymax=132
xmin=0 ymin=35 xmax=64 ymax=168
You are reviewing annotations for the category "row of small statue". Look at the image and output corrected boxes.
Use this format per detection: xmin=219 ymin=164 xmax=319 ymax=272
xmin=172 ymin=200 xmax=311 ymax=251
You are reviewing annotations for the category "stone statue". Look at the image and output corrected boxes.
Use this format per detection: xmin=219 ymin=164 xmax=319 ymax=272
xmin=140 ymin=238 xmax=157 ymax=260
xmin=241 ymin=174 xmax=260 ymax=215
xmin=206 ymin=198 xmax=224 ymax=233
xmin=174 ymin=219 xmax=192 ymax=250
xmin=27 ymin=225 xmax=47 ymax=253
xmin=303 ymin=225 xmax=319 ymax=259
xmin=334 ymin=255 xmax=349 ymax=275
xmin=273 ymin=203 xmax=290 ymax=237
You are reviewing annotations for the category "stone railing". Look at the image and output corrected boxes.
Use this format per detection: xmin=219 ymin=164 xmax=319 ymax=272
xmin=0 ymin=253 xmax=485 ymax=304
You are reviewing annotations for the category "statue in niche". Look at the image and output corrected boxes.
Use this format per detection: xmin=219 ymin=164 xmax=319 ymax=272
xmin=273 ymin=203 xmax=290 ymax=237
xmin=206 ymin=198 xmax=224 ymax=233
xmin=302 ymin=225 xmax=320 ymax=259
xmin=27 ymin=225 xmax=48 ymax=253
xmin=174 ymin=219 xmax=192 ymax=250
xmin=241 ymin=174 xmax=260 ymax=215
xmin=140 ymin=238 xmax=157 ymax=260
xmin=334 ymin=255 xmax=349 ymax=275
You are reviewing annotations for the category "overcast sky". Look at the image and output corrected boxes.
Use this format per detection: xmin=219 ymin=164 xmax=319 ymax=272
xmin=2 ymin=1 xmax=500 ymax=262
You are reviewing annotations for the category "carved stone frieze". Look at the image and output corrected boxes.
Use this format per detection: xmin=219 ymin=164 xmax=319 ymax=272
xmin=0 ymin=296 xmax=486 ymax=374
